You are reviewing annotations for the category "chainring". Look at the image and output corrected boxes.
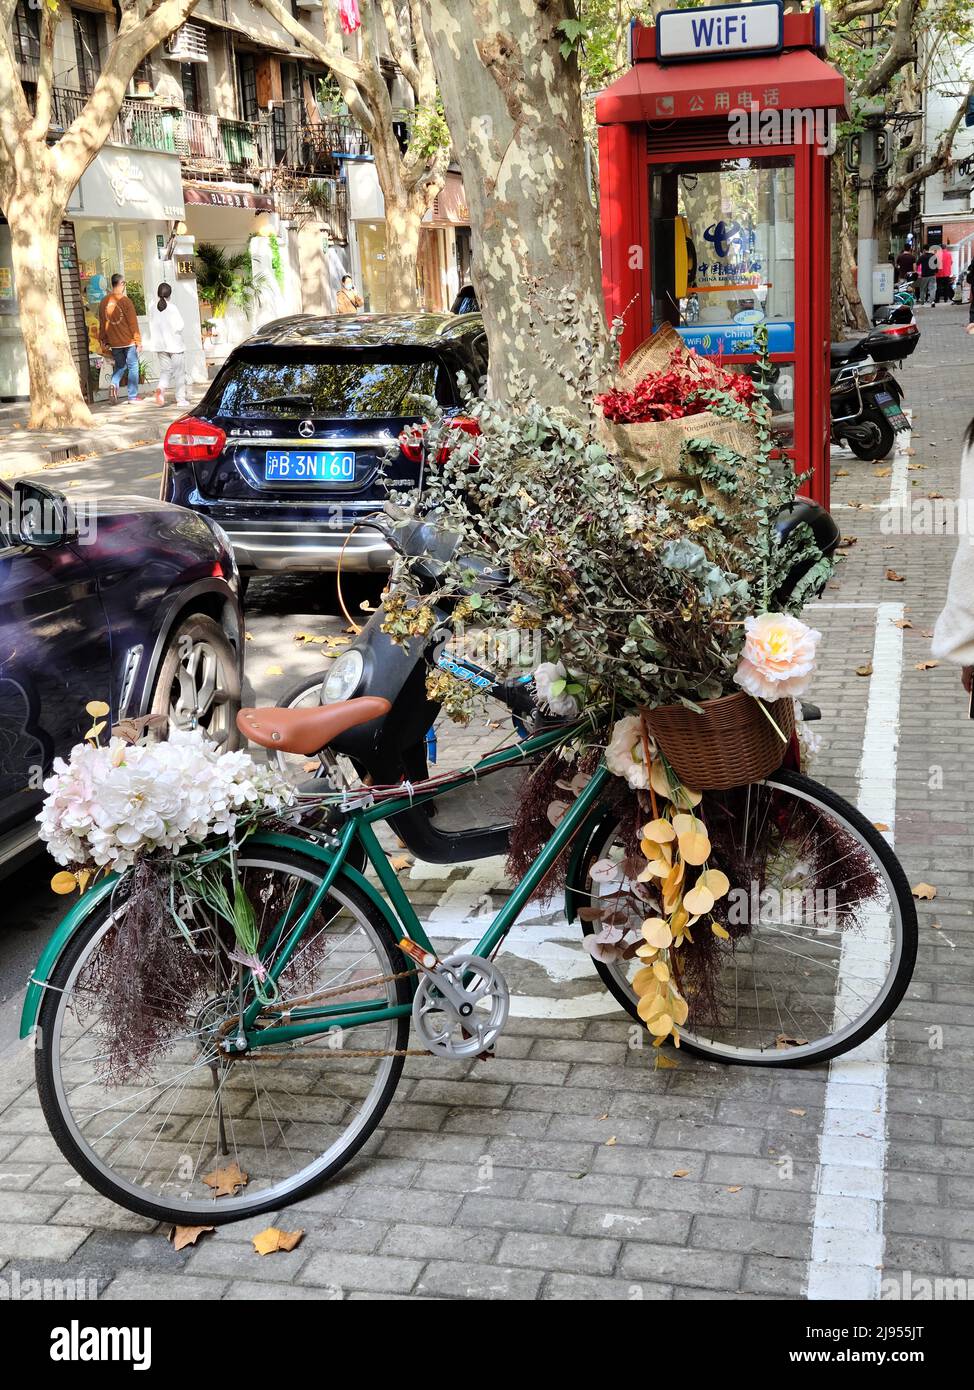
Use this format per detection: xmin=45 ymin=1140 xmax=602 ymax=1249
xmin=411 ymin=953 xmax=510 ymax=1059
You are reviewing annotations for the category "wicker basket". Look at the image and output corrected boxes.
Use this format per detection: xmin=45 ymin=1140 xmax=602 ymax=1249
xmin=642 ymin=692 xmax=796 ymax=792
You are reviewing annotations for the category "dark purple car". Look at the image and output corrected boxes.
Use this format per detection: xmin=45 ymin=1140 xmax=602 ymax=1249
xmin=0 ymin=476 xmax=243 ymax=876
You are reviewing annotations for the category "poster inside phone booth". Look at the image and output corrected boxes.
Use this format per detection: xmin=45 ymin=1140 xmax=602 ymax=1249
xmin=596 ymin=2 xmax=847 ymax=508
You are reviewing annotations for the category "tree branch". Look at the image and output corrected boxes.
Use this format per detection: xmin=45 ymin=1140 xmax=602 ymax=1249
xmin=834 ymin=0 xmax=888 ymax=24
xmin=855 ymin=0 xmax=919 ymax=100
xmin=377 ymin=0 xmax=421 ymax=95
xmin=0 ymin=26 xmax=32 ymax=161
xmin=29 ymin=4 xmax=58 ymax=144
xmin=878 ymin=82 xmax=972 ymax=221
xmin=51 ymin=0 xmax=202 ymax=189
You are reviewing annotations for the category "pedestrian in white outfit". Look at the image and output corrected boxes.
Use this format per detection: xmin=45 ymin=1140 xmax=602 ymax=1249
xmin=932 ymin=432 xmax=974 ymax=693
xmin=149 ymin=283 xmax=190 ymax=408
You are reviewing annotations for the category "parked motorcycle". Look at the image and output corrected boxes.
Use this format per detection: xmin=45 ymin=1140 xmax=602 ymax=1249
xmin=830 ymin=344 xmax=910 ymax=461
xmin=282 ymin=503 xmax=838 ymax=868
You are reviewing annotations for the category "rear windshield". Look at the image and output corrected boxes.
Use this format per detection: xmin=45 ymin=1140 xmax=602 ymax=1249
xmin=209 ymin=350 xmax=457 ymax=417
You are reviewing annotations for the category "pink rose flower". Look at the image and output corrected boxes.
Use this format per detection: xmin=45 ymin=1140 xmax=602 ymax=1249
xmin=733 ymin=613 xmax=821 ymax=701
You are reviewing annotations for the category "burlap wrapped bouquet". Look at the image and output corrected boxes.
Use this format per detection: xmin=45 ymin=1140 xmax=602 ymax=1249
xmin=598 ymin=325 xmax=761 ymax=510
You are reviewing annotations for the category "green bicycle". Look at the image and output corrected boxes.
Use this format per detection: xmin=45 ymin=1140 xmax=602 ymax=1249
xmin=26 ymin=701 xmax=916 ymax=1225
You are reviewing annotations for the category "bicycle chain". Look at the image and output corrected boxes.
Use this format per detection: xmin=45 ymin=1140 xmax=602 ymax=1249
xmin=217 ymin=966 xmax=430 ymax=1059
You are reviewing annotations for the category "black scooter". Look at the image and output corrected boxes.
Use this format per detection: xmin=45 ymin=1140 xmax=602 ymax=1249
xmin=830 ymin=336 xmax=910 ymax=461
xmin=279 ymin=504 xmax=838 ymax=869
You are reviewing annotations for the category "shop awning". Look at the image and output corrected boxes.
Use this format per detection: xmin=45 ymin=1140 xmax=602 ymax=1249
xmin=595 ymin=49 xmax=847 ymax=125
xmin=184 ymin=184 xmax=273 ymax=211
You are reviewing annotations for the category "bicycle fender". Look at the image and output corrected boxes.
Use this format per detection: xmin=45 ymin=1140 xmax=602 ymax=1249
xmin=20 ymin=873 xmax=121 ymax=1039
xmin=563 ymin=801 xmax=620 ymax=925
xmin=20 ymin=833 xmax=405 ymax=1041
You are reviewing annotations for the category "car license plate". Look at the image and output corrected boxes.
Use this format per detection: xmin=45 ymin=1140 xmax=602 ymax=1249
xmin=264 ymin=450 xmax=355 ymax=482
xmin=874 ymin=390 xmax=908 ymax=426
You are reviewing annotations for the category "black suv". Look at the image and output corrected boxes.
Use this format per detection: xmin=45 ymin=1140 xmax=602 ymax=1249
xmin=162 ymin=312 xmax=488 ymax=576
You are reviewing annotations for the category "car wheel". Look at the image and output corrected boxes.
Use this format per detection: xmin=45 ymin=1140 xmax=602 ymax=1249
xmin=149 ymin=613 xmax=241 ymax=750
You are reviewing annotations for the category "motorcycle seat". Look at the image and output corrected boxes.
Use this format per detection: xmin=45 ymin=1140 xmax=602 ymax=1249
xmin=829 ymin=339 xmax=865 ymax=362
xmin=237 ymin=696 xmax=392 ymax=756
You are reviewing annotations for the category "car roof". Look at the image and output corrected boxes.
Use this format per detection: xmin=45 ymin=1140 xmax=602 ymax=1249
xmin=241 ymin=311 xmax=485 ymax=350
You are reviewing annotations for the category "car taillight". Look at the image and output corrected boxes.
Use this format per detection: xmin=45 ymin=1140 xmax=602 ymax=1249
xmin=163 ymin=416 xmax=227 ymax=464
xmin=398 ymin=422 xmax=428 ymax=463
xmin=436 ymin=415 xmax=481 ymax=465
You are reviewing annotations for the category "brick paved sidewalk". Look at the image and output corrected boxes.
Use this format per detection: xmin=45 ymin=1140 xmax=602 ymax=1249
xmin=1 ymin=308 xmax=972 ymax=1301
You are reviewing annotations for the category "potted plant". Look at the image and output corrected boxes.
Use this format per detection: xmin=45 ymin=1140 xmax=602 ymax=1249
xmin=193 ymin=243 xmax=268 ymax=318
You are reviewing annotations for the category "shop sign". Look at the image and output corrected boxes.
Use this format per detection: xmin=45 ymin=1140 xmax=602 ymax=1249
xmin=68 ymin=148 xmax=184 ymax=221
xmin=657 ymin=2 xmax=784 ymax=63
xmin=184 ymin=185 xmax=273 ymax=211
xmin=677 ymin=321 xmax=795 ymax=355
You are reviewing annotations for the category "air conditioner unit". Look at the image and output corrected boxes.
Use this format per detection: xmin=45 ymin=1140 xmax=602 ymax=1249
xmin=297 ymin=0 xmax=324 ymax=8
xmin=166 ymin=22 xmax=208 ymax=63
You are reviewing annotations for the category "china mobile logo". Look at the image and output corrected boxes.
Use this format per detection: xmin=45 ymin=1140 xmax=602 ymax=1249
xmin=728 ymin=103 xmax=837 ymax=155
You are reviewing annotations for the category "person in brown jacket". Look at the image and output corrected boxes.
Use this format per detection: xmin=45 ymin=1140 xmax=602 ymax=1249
xmin=98 ymin=274 xmax=143 ymax=403
xmin=336 ymin=273 xmax=364 ymax=314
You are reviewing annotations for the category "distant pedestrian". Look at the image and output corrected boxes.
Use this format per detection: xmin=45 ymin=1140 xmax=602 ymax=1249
xmin=966 ymin=263 xmax=974 ymax=334
xmin=336 ymin=274 xmax=364 ymax=314
xmin=98 ymin=274 xmax=142 ymax=404
xmin=933 ymin=417 xmax=974 ymax=687
xmin=935 ymin=244 xmax=954 ymax=303
xmin=914 ymin=246 xmax=938 ymax=306
xmin=149 ymin=283 xmax=190 ymax=408
xmin=895 ymin=246 xmax=915 ymax=279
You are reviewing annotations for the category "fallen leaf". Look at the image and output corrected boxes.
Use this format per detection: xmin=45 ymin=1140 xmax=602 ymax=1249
xmin=265 ymin=665 xmax=284 ymax=676
xmin=605 ymin=1136 xmax=617 ymax=1146
xmin=390 ymin=854 xmax=412 ymax=872
xmin=915 ymin=661 xmax=939 ymax=671
xmin=672 ymin=1169 xmax=690 ymax=1178
xmin=726 ymin=1186 xmax=743 ymax=1193
xmin=885 ymin=569 xmax=906 ymax=582
xmin=245 ymin=631 xmax=253 ymax=641
xmin=837 ymin=535 xmax=858 ymax=548
xmin=873 ymin=822 xmax=890 ymax=832
xmin=904 ymin=447 xmax=916 ymax=455
xmin=834 ymin=468 xmax=849 ymax=477
xmin=873 ymin=467 xmax=892 ymax=477
xmin=912 ymin=883 xmax=937 ymax=900
xmin=202 ymin=1161 xmax=248 ymax=1198
xmin=597 ymin=1112 xmax=609 ymax=1121
xmin=855 ymin=663 xmax=873 ymax=677
xmin=252 ymin=1227 xmax=304 ymax=1256
xmin=788 ymin=1108 xmax=807 ymax=1117
xmin=654 ymin=1052 xmax=679 ymax=1069
xmin=931 ymin=922 xmax=942 ymax=931
xmin=775 ymin=1034 xmax=809 ymax=1049
xmin=927 ymin=492 xmax=944 ymax=501
xmin=169 ymin=1225 xmax=214 ymax=1251
xmin=891 ymin=618 xmax=913 ymax=629
xmin=921 ymin=629 xmax=933 ymax=638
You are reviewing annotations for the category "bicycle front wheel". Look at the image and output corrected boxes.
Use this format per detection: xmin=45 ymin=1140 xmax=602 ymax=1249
xmin=579 ymin=769 xmax=917 ymax=1066
xmin=35 ymin=846 xmax=411 ymax=1225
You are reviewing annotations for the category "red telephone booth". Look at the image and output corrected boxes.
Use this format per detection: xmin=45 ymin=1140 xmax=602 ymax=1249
xmin=596 ymin=3 xmax=847 ymax=508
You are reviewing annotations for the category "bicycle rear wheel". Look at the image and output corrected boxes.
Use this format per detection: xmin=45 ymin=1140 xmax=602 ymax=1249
xmin=35 ymin=846 xmax=411 ymax=1225
xmin=578 ymin=769 xmax=916 ymax=1066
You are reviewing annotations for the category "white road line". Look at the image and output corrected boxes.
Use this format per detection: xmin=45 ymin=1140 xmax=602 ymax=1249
xmin=805 ymin=599 xmax=905 ymax=1300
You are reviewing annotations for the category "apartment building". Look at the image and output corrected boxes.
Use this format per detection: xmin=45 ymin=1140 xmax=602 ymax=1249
xmin=1 ymin=0 xmax=471 ymax=401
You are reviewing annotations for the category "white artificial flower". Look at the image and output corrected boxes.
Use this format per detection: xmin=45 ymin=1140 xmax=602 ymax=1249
xmin=605 ymin=715 xmax=655 ymax=790
xmin=37 ymin=730 xmax=293 ymax=874
xmin=734 ymin=613 xmax=821 ymax=702
xmin=532 ymin=660 xmax=580 ymax=718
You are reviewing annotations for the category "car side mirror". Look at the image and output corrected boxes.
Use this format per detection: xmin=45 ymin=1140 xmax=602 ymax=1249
xmin=11 ymin=480 xmax=79 ymax=548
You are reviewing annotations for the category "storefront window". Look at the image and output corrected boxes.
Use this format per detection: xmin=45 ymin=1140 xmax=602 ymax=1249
xmin=0 ymin=227 xmax=16 ymax=317
xmin=76 ymin=221 xmax=116 ymax=355
xmin=651 ymin=155 xmax=795 ymax=354
xmin=119 ymin=225 xmax=146 ymax=314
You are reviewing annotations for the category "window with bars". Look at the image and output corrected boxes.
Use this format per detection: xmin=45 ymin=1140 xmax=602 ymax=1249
xmin=181 ymin=62 xmax=203 ymax=112
xmin=13 ymin=1 xmax=41 ymax=71
xmin=73 ymin=10 xmax=103 ymax=96
xmin=237 ymin=53 xmax=258 ymax=122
